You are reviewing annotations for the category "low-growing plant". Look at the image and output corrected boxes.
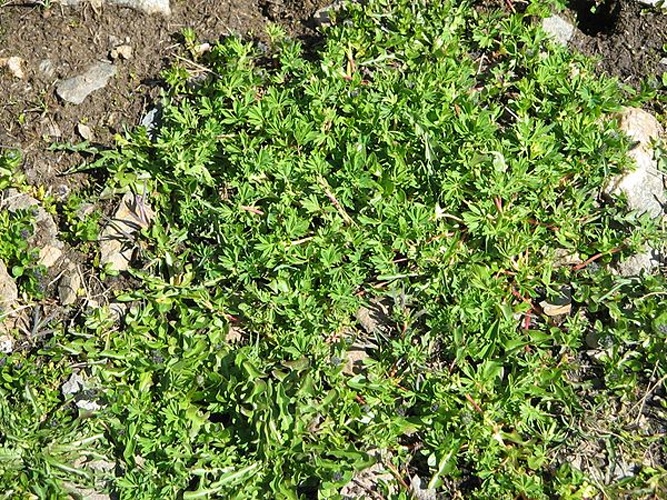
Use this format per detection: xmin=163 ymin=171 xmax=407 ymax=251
xmin=0 ymin=208 xmax=45 ymax=298
xmin=0 ymin=151 xmax=45 ymax=298
xmin=0 ymin=149 xmax=22 ymax=190
xmin=61 ymin=193 xmax=102 ymax=246
xmin=1 ymin=0 xmax=666 ymax=498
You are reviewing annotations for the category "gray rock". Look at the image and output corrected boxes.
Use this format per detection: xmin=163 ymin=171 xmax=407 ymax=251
xmin=410 ymin=475 xmax=437 ymax=500
xmin=38 ymin=59 xmax=55 ymax=78
xmin=312 ymin=1 xmax=344 ymax=27
xmin=56 ymin=0 xmax=103 ymax=8
xmin=0 ymin=260 xmax=23 ymax=339
xmin=2 ymin=189 xmax=58 ymax=240
xmin=57 ymin=0 xmax=170 ymax=16
xmin=56 ymin=61 xmax=116 ymax=105
xmin=110 ymin=0 xmax=170 ymax=15
xmin=76 ymin=399 xmax=102 ymax=411
xmin=611 ymin=459 xmax=637 ymax=481
xmin=605 ymin=107 xmax=666 ymax=218
xmin=2 ymin=189 xmax=49 ymax=234
xmin=140 ymin=105 xmax=161 ymax=139
xmin=0 ymin=334 xmax=13 ymax=354
xmin=542 ymin=15 xmax=575 ymax=46
xmin=616 ymin=247 xmax=662 ymax=278
xmin=604 ymin=107 xmax=666 ymax=276
xmin=62 ymin=371 xmax=86 ymax=396
xmin=59 ymin=266 xmax=82 ymax=306
xmin=62 ymin=371 xmax=103 ymax=411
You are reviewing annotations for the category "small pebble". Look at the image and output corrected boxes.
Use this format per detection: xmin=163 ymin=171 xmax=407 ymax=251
xmin=38 ymin=59 xmax=55 ymax=78
xmin=77 ymin=123 xmax=93 ymax=141
xmin=110 ymin=44 xmax=133 ymax=60
xmin=56 ymin=61 xmax=117 ymax=105
xmin=0 ymin=335 xmax=13 ymax=354
xmin=0 ymin=56 xmax=25 ymax=79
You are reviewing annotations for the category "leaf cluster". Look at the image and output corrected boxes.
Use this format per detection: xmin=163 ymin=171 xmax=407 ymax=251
xmin=1 ymin=1 xmax=666 ymax=498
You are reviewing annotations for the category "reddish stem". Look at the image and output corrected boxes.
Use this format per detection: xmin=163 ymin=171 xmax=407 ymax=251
xmin=572 ymin=247 xmax=623 ymax=271
xmin=465 ymin=393 xmax=483 ymax=414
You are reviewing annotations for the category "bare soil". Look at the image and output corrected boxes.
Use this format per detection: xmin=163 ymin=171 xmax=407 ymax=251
xmin=569 ymin=0 xmax=667 ymax=87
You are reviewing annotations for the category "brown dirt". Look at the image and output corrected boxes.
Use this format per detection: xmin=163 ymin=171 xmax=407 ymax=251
xmin=568 ymin=0 xmax=667 ymax=87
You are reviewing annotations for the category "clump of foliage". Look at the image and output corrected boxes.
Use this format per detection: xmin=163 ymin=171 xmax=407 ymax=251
xmin=60 ymin=193 xmax=102 ymax=247
xmin=1 ymin=0 xmax=666 ymax=498
xmin=0 ymin=208 xmax=43 ymax=298
xmin=0 ymin=149 xmax=22 ymax=191
xmin=0 ymin=151 xmax=45 ymax=298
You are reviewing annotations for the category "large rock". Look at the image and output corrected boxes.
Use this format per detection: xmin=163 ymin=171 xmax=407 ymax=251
xmin=542 ymin=15 xmax=575 ymax=46
xmin=605 ymin=107 xmax=666 ymax=218
xmin=604 ymin=107 xmax=667 ymax=276
xmin=2 ymin=189 xmax=57 ymax=240
xmin=56 ymin=62 xmax=117 ymax=105
xmin=616 ymin=246 xmax=661 ymax=278
xmin=0 ymin=260 xmax=18 ymax=334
